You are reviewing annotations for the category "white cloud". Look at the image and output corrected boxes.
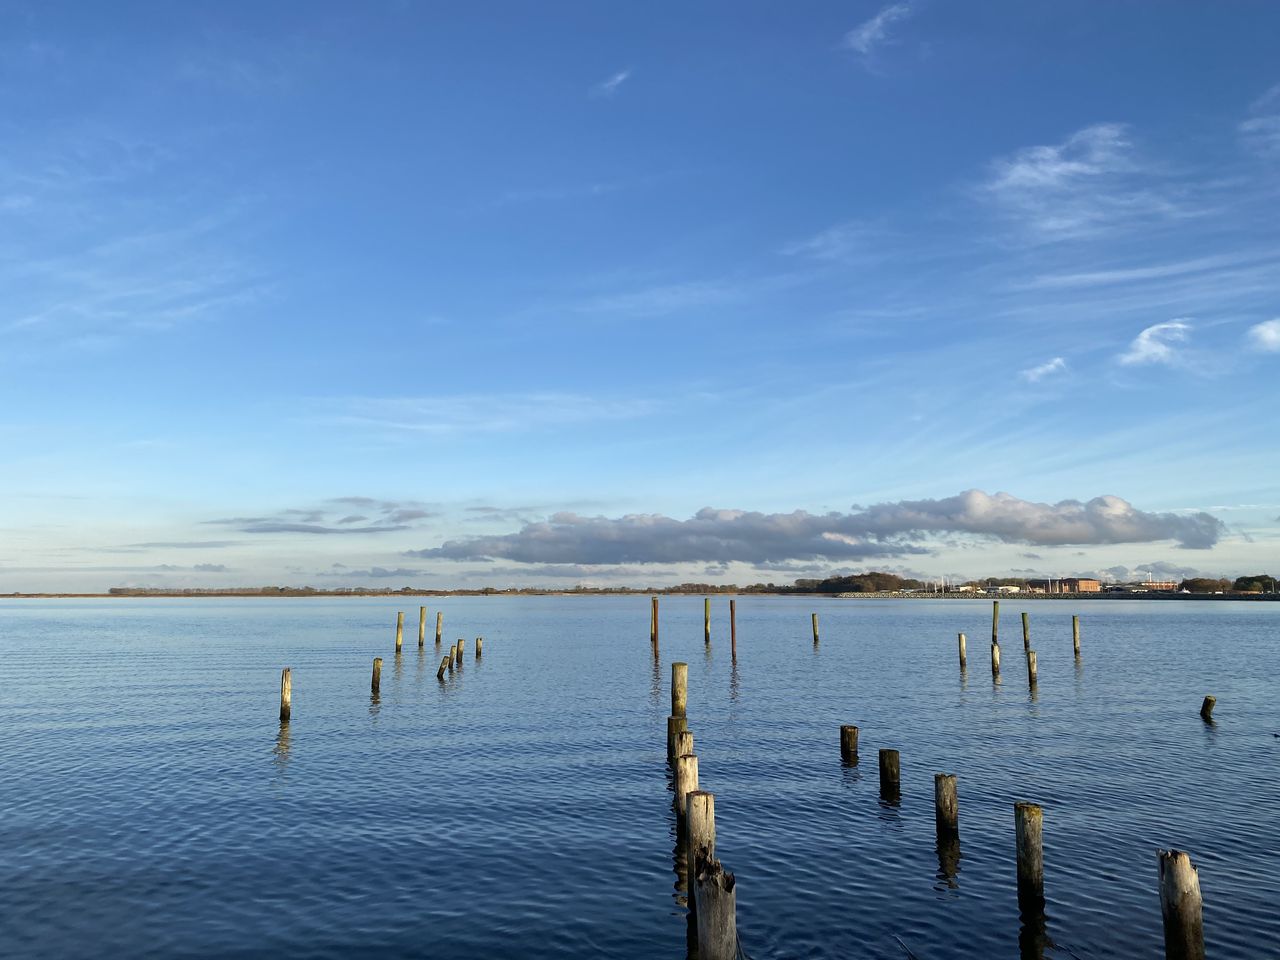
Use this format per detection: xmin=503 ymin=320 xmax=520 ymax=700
xmin=309 ymin=393 xmax=660 ymax=435
xmin=591 ymin=69 xmax=631 ymax=98
xmin=409 ymin=490 xmax=1225 ymax=564
xmin=1241 ymin=83 xmax=1280 ymax=156
xmin=1118 ymin=319 xmax=1192 ymax=366
xmin=1019 ymin=357 xmax=1067 ymax=382
xmin=981 ymin=123 xmax=1187 ymax=238
xmin=1247 ymin=318 xmax=1280 ymax=352
xmin=780 ymin=221 xmax=880 ymax=261
xmin=845 ymin=4 xmax=912 ymax=58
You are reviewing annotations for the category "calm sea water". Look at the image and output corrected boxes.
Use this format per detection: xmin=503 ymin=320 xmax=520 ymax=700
xmin=1 ymin=596 xmax=1277 ymax=959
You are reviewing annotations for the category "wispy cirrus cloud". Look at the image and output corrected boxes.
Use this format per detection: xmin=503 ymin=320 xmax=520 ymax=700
xmin=844 ymin=4 xmax=912 ymax=61
xmin=980 ymin=123 xmax=1189 ymax=239
xmin=1019 ymin=357 xmax=1067 ymax=382
xmin=780 ymin=220 xmax=883 ymax=262
xmin=1118 ymin=319 xmax=1192 ymax=366
xmin=308 ymin=393 xmax=660 ymax=435
xmin=1247 ymin=318 xmax=1280 ymax=352
xmin=1240 ymin=83 xmax=1280 ymax=157
xmin=407 ymin=490 xmax=1225 ymax=565
xmin=591 ymin=68 xmax=631 ymax=98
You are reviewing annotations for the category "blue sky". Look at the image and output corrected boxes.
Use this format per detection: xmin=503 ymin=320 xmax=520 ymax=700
xmin=3 ymin=1 xmax=1279 ymax=591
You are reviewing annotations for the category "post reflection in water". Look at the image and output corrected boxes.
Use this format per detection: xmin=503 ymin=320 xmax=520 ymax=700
xmin=934 ymin=833 xmax=961 ymax=890
xmin=729 ymin=660 xmax=740 ymax=703
xmin=650 ymin=654 xmax=662 ymax=709
xmin=369 ymin=690 xmax=381 ymax=718
xmin=272 ymin=721 xmax=291 ymax=776
xmin=1017 ymin=906 xmax=1051 ymax=960
xmin=415 ymin=647 xmax=425 ymax=682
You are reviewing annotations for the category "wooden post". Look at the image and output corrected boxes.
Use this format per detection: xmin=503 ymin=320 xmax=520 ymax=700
xmin=840 ymin=725 xmax=859 ymax=763
xmin=674 ymin=753 xmax=699 ymax=821
xmin=676 ymin=730 xmax=694 ymax=759
xmin=1199 ymin=696 xmax=1215 ymax=721
xmin=1158 ymin=848 xmax=1205 ymax=960
xmin=958 ymin=632 xmax=967 ymax=670
xmin=1014 ymin=802 xmax=1044 ymax=907
xmin=878 ymin=748 xmax=900 ymax=792
xmin=1021 ymin=610 xmax=1030 ymax=651
xmin=671 ymin=662 xmax=688 ymax=718
xmin=454 ymin=639 xmax=463 ymax=665
xmin=729 ymin=599 xmax=737 ymax=659
xmin=812 ymin=612 xmax=819 ymax=644
xmin=1027 ymin=650 xmax=1038 ymax=686
xmin=435 ymin=611 xmax=443 ymax=645
xmin=1072 ymin=615 xmax=1080 ymax=657
xmin=992 ymin=599 xmax=1000 ymax=646
xmin=934 ymin=773 xmax=959 ymax=836
xmin=475 ymin=637 xmax=483 ymax=659
xmin=371 ymin=657 xmax=382 ymax=694
xmin=685 ymin=790 xmax=716 ymax=880
xmin=279 ymin=667 xmax=292 ymax=722
xmin=447 ymin=651 xmax=455 ymax=673
xmin=992 ymin=642 xmax=1001 ymax=677
xmin=651 ymin=596 xmax=660 ymax=649
xmin=704 ymin=597 xmax=711 ymax=645
xmin=418 ymin=607 xmax=426 ymax=648
xmin=667 ymin=715 xmax=689 ymax=763
xmin=694 ymin=858 xmax=737 ymax=960
xmin=437 ymin=656 xmax=450 ymax=680
xmin=395 ymin=611 xmax=404 ymax=653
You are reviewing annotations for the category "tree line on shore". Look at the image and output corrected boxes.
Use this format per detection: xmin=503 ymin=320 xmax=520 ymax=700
xmin=81 ymin=571 xmax=1277 ymax=597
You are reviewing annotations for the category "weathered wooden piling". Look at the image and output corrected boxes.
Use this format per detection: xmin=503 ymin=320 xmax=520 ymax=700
xmin=371 ymin=657 xmax=382 ymax=694
xmin=671 ymin=661 xmax=688 ymax=718
xmin=812 ymin=612 xmax=819 ymax=644
xmin=934 ymin=773 xmax=959 ymax=836
xmin=1158 ymin=848 xmax=1205 ymax=960
xmin=992 ymin=599 xmax=1000 ymax=646
xmin=674 ymin=753 xmax=700 ymax=821
xmin=958 ymin=632 xmax=967 ymax=669
xmin=454 ymin=639 xmax=463 ymax=665
xmin=675 ymin=730 xmax=694 ymax=761
xmin=1027 ymin=650 xmax=1038 ymax=686
xmin=685 ymin=790 xmax=716 ymax=874
xmin=704 ymin=597 xmax=711 ymax=645
xmin=437 ymin=655 xmax=450 ymax=679
xmin=729 ymin=599 xmax=737 ymax=659
xmin=693 ymin=858 xmax=737 ymax=960
xmin=279 ymin=667 xmax=292 ymax=722
xmin=1014 ymin=802 xmax=1045 ymax=907
xmin=435 ymin=611 xmax=443 ymax=645
xmin=840 ymin=725 xmax=859 ymax=763
xmin=1072 ymin=615 xmax=1081 ymax=657
xmin=879 ymin=748 xmax=900 ymax=793
xmin=667 ymin=715 xmax=689 ymax=763
xmin=418 ymin=606 xmax=426 ymax=648
xmin=1021 ymin=610 xmax=1030 ymax=651
xmin=395 ymin=611 xmax=404 ymax=653
xmin=651 ymin=596 xmax=660 ymax=650
xmin=1200 ymin=696 xmax=1216 ymax=721
xmin=475 ymin=637 xmax=483 ymax=659
xmin=992 ymin=642 xmax=1001 ymax=677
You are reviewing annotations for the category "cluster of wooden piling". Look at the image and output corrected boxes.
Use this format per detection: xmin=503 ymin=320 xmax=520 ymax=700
xmin=667 ymin=661 xmax=738 ymax=960
xmin=840 ymin=726 xmax=1206 ymax=957
xmin=278 ymin=609 xmax=490 ymax=718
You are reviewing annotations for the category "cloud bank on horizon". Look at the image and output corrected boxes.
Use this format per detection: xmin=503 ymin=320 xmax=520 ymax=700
xmin=409 ymin=491 xmax=1224 ymax=565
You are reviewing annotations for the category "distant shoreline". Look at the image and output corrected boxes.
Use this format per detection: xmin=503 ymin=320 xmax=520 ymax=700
xmin=2 ymin=590 xmax=1277 ymax=601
